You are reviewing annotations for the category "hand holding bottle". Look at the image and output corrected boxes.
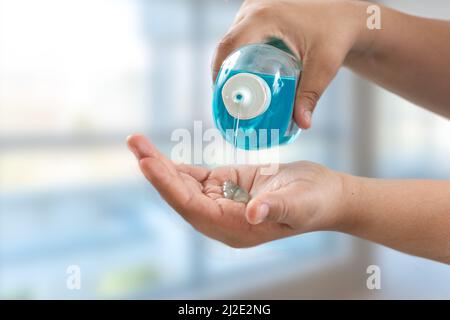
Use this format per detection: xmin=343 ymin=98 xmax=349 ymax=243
xmin=212 ymin=0 xmax=375 ymax=129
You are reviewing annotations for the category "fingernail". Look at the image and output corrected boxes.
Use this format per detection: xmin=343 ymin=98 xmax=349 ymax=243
xmin=303 ymin=110 xmax=312 ymax=124
xmin=253 ymin=203 xmax=269 ymax=224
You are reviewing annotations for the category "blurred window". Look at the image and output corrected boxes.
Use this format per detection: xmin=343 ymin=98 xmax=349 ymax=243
xmin=6 ymin=0 xmax=449 ymax=299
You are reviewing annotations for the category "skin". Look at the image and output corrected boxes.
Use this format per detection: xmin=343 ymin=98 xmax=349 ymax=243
xmin=211 ymin=0 xmax=450 ymax=128
xmin=128 ymin=0 xmax=450 ymax=264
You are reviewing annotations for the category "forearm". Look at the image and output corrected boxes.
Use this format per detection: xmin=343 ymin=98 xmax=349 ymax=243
xmin=346 ymin=3 xmax=450 ymax=117
xmin=339 ymin=174 xmax=450 ymax=264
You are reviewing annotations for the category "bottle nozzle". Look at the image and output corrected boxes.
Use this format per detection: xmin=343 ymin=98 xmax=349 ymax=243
xmin=222 ymin=73 xmax=271 ymax=120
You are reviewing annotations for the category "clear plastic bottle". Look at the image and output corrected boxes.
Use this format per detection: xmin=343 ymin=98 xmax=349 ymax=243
xmin=212 ymin=40 xmax=302 ymax=150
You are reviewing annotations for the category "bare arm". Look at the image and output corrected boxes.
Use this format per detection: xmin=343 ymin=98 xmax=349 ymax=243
xmin=126 ymin=2 xmax=450 ymax=265
xmin=346 ymin=6 xmax=450 ymax=118
xmin=341 ymin=175 xmax=450 ymax=264
xmin=128 ymin=135 xmax=450 ymax=265
xmin=212 ymin=0 xmax=450 ymax=128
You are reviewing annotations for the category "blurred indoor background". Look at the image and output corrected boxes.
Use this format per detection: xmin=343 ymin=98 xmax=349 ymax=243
xmin=0 ymin=0 xmax=449 ymax=299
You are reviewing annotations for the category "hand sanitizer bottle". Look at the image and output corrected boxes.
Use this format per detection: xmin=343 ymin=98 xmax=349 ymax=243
xmin=212 ymin=39 xmax=302 ymax=150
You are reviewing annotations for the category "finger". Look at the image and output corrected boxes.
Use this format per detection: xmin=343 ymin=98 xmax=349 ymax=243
xmin=211 ymin=19 xmax=269 ymax=82
xmin=127 ymin=134 xmax=177 ymax=175
xmin=176 ymin=163 xmax=210 ymax=182
xmin=127 ymin=134 xmax=153 ymax=159
xmin=139 ymin=157 xmax=195 ymax=215
xmin=132 ymin=136 xmax=221 ymax=226
xmin=294 ymin=48 xmax=340 ymax=129
xmin=246 ymin=187 xmax=301 ymax=226
xmin=140 ymin=153 xmax=222 ymax=230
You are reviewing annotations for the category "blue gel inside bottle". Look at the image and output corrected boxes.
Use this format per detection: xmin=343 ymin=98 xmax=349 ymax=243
xmin=212 ymin=43 xmax=302 ymax=150
xmin=213 ymin=69 xmax=298 ymax=149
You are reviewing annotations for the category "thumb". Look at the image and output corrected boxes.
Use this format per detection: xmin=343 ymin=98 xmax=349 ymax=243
xmin=294 ymin=49 xmax=340 ymax=129
xmin=246 ymin=190 xmax=293 ymax=225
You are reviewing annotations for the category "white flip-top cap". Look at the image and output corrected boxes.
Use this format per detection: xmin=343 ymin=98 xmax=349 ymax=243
xmin=221 ymin=73 xmax=271 ymax=120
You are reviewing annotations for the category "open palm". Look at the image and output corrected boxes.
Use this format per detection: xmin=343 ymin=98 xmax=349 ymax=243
xmin=127 ymin=135 xmax=343 ymax=247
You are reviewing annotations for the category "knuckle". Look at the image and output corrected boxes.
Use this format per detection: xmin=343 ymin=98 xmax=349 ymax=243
xmin=301 ymin=90 xmax=321 ymax=108
xmin=276 ymin=199 xmax=289 ymax=223
xmin=140 ymin=158 xmax=157 ymax=176
xmin=249 ymin=3 xmax=276 ymax=20
xmin=214 ymin=35 xmax=237 ymax=70
xmin=217 ymin=34 xmax=235 ymax=52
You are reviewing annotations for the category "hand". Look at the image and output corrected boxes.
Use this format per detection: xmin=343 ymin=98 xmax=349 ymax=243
xmin=212 ymin=0 xmax=373 ymax=129
xmin=127 ymin=134 xmax=349 ymax=248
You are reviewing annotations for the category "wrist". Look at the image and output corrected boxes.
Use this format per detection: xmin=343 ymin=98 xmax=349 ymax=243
xmin=344 ymin=1 xmax=382 ymax=67
xmin=334 ymin=171 xmax=365 ymax=233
